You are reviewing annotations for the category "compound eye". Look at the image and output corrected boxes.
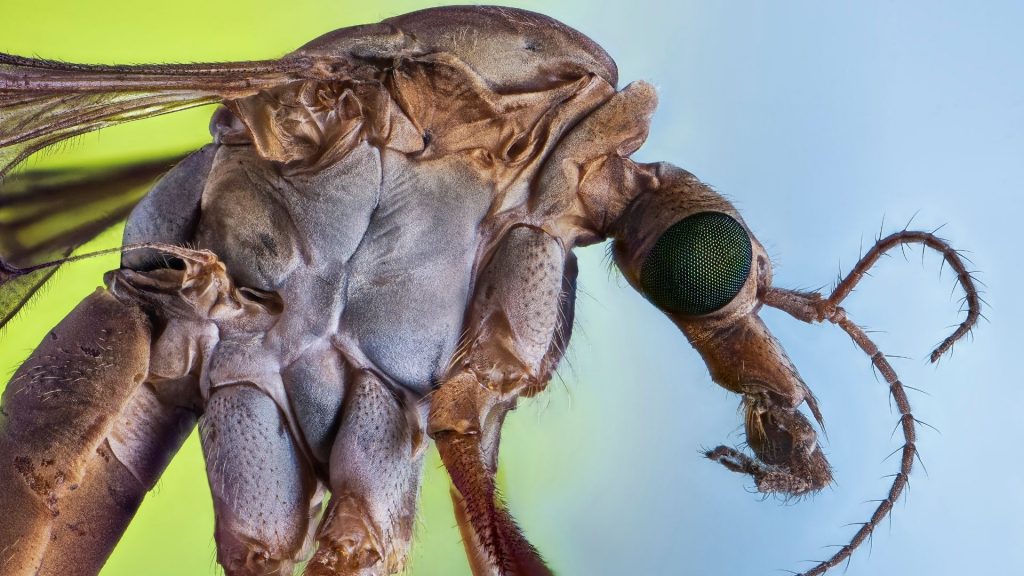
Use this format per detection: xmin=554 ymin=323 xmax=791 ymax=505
xmin=639 ymin=211 xmax=752 ymax=315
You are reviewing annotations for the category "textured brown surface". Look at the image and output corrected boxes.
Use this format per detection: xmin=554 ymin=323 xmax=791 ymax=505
xmin=0 ymin=289 xmax=191 ymax=575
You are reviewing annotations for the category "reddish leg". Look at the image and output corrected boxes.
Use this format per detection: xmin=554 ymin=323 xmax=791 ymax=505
xmin=430 ymin=225 xmax=573 ymax=576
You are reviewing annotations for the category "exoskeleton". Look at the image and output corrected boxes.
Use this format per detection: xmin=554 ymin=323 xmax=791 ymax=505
xmin=0 ymin=6 xmax=979 ymax=576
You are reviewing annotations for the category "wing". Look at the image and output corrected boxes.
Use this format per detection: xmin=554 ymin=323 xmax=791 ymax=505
xmin=0 ymin=52 xmax=344 ymax=177
xmin=0 ymin=51 xmax=349 ymax=328
xmin=0 ymin=154 xmax=189 ymax=328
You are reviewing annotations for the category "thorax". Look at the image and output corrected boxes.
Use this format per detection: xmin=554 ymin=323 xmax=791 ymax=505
xmin=192 ymin=142 xmax=496 ymax=394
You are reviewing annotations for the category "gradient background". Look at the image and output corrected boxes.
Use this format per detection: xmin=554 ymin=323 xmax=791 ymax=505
xmin=0 ymin=1 xmax=1019 ymax=574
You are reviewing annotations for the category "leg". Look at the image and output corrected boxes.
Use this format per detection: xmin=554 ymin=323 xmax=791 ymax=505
xmin=447 ymin=252 xmax=577 ymax=576
xmin=433 ymin=376 xmax=539 ymax=576
xmin=430 ymin=225 xmax=570 ymax=576
xmin=200 ymin=384 xmax=318 ymax=576
xmin=306 ymin=369 xmax=423 ymax=576
xmin=0 ymin=289 xmax=195 ymax=575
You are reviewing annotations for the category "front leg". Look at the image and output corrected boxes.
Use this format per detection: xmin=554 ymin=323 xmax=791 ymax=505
xmin=0 ymin=289 xmax=195 ymax=575
xmin=430 ymin=225 xmax=572 ymax=576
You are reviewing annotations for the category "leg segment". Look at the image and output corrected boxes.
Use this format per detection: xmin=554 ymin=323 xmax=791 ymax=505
xmin=201 ymin=384 xmax=318 ymax=576
xmin=306 ymin=369 xmax=423 ymax=576
xmin=430 ymin=225 xmax=570 ymax=576
xmin=433 ymin=376 xmax=542 ymax=576
xmin=447 ymin=252 xmax=577 ymax=576
xmin=0 ymin=289 xmax=195 ymax=576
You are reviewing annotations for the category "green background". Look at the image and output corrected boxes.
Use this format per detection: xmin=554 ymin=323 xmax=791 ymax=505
xmin=1 ymin=1 xmax=1020 ymax=575
xmin=0 ymin=2 xmax=503 ymax=574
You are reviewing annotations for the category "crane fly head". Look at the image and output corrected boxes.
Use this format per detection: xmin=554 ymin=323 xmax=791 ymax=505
xmin=611 ymin=168 xmax=832 ymax=494
xmin=609 ymin=162 xmax=980 ymax=574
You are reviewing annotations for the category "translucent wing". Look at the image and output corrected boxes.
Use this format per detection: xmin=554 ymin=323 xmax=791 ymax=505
xmin=0 ymin=154 xmax=189 ymax=328
xmin=0 ymin=51 xmax=345 ymax=327
xmin=0 ymin=52 xmax=341 ymax=177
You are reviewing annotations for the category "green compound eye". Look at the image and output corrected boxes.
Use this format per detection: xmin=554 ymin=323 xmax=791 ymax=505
xmin=639 ymin=211 xmax=752 ymax=315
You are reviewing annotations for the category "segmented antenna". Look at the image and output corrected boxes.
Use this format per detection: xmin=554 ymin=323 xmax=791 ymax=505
xmin=798 ymin=315 xmax=913 ymax=576
xmin=764 ymin=229 xmax=981 ymax=576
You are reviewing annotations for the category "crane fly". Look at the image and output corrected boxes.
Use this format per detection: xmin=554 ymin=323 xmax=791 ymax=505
xmin=0 ymin=5 xmax=980 ymax=576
